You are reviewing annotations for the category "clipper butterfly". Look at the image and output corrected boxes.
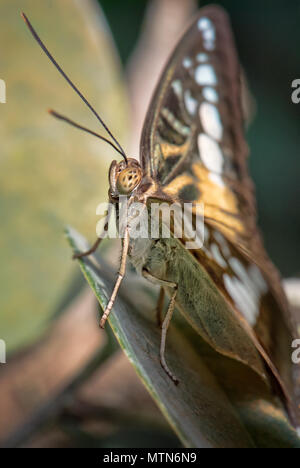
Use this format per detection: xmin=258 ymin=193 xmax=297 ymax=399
xmin=22 ymin=5 xmax=299 ymax=427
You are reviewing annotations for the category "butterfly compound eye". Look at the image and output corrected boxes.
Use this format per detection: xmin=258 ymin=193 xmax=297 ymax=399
xmin=116 ymin=166 xmax=142 ymax=195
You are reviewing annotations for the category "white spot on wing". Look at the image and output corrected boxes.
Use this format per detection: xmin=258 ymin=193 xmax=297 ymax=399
xmin=198 ymin=17 xmax=216 ymax=50
xmin=183 ymin=57 xmax=192 ymax=68
xmin=203 ymin=87 xmax=218 ymax=103
xmin=195 ymin=64 xmax=217 ymax=86
xmin=224 ymin=259 xmax=268 ymax=325
xmin=204 ymin=225 xmax=210 ymax=242
xmin=202 ymin=246 xmax=212 ymax=259
xmin=211 ymin=243 xmax=227 ymax=268
xmin=204 ymin=40 xmax=215 ymax=51
xmin=198 ymin=17 xmax=213 ymax=31
xmin=200 ymin=102 xmax=223 ymax=141
xmin=196 ymin=53 xmax=208 ymax=62
xmin=203 ymin=28 xmax=215 ymax=42
xmin=184 ymin=90 xmax=197 ymax=115
xmin=229 ymin=257 xmax=249 ymax=283
xmin=248 ymin=265 xmax=268 ymax=296
xmin=172 ymin=79 xmax=182 ymax=96
xmin=198 ymin=133 xmax=223 ymax=173
xmin=213 ymin=231 xmax=231 ymax=258
xmin=223 ymin=273 xmax=259 ymax=326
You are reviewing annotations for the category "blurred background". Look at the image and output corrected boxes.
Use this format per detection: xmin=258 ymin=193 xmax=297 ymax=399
xmin=0 ymin=0 xmax=299 ymax=448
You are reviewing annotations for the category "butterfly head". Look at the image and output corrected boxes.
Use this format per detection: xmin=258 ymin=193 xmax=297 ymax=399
xmin=109 ymin=158 xmax=143 ymax=198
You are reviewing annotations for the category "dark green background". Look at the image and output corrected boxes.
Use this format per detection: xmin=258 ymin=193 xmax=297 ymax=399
xmin=100 ymin=0 xmax=300 ymax=277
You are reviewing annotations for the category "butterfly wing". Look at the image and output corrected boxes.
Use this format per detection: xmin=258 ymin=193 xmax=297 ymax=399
xmin=140 ymin=5 xmax=255 ymax=240
xmin=140 ymin=5 xmax=297 ymax=418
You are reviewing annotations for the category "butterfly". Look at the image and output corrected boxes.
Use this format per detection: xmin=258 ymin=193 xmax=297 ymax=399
xmin=22 ymin=6 xmax=299 ymax=427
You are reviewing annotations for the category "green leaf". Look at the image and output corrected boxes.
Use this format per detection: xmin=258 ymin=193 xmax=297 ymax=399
xmin=0 ymin=0 xmax=128 ymax=351
xmin=66 ymin=227 xmax=300 ymax=448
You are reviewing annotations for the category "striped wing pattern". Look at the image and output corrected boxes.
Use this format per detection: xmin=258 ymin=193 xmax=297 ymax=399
xmin=140 ymin=6 xmax=296 ymax=414
xmin=140 ymin=6 xmax=255 ymax=243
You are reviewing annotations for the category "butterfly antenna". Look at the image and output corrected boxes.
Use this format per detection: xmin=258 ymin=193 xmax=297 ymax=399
xmin=48 ymin=109 xmax=125 ymax=157
xmin=21 ymin=12 xmax=128 ymax=163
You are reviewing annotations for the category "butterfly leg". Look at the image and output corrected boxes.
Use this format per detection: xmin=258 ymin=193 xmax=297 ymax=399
xmin=156 ymin=287 xmax=165 ymax=328
xmin=73 ymin=205 xmax=112 ymax=259
xmin=142 ymin=270 xmax=179 ymax=385
xmin=73 ymin=237 xmax=102 ymax=260
xmin=99 ymin=227 xmax=130 ymax=328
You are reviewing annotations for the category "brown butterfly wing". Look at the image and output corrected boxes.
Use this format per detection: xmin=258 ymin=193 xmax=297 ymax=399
xmin=140 ymin=5 xmax=255 ymax=239
xmin=140 ymin=5 xmax=297 ymax=419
